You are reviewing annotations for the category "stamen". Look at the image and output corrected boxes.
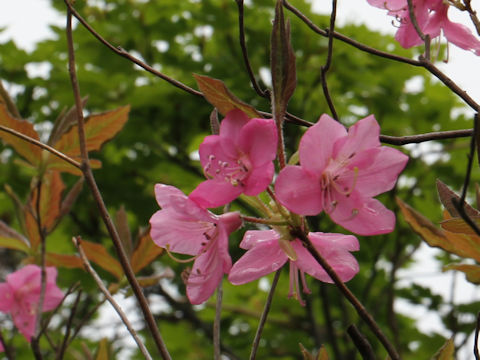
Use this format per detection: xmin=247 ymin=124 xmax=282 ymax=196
xmin=164 ymin=244 xmax=198 ymax=263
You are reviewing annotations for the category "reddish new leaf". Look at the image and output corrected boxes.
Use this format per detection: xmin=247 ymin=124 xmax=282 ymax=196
xmin=0 ymin=104 xmax=41 ymax=165
xmin=131 ymin=229 xmax=164 ymax=274
xmin=115 ymin=206 xmax=133 ymax=257
xmin=0 ymin=236 xmax=30 ymax=253
xmin=444 ymin=264 xmax=480 ymax=284
xmin=30 ymin=171 xmax=66 ymax=233
xmin=46 ymin=253 xmax=83 ymax=269
xmin=194 ymin=74 xmax=261 ymax=118
xmin=436 ymin=179 xmax=479 ymax=217
xmin=53 ymin=105 xmax=130 ymax=157
xmin=81 ymin=240 xmax=123 ymax=280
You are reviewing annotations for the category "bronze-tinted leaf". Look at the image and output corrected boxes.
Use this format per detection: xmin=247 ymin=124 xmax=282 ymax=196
xmin=441 ymin=217 xmax=480 ymax=235
xmin=396 ymin=198 xmax=480 ymax=262
xmin=271 ymin=0 xmax=296 ymax=117
xmin=46 ymin=253 xmax=83 ymax=269
xmin=193 ymin=74 xmax=261 ymax=118
xmin=115 ymin=205 xmax=132 ymax=257
xmin=443 ymin=264 xmax=480 ymax=284
xmin=0 ymin=104 xmax=41 ymax=165
xmin=0 ymin=81 xmax=21 ymax=118
xmin=436 ymin=179 xmax=479 ymax=217
xmin=0 ymin=236 xmax=30 ymax=252
xmin=81 ymin=240 xmax=123 ymax=280
xmin=131 ymin=229 xmax=164 ymax=274
xmin=431 ymin=338 xmax=454 ymax=360
xmin=54 ymin=105 xmax=130 ymax=157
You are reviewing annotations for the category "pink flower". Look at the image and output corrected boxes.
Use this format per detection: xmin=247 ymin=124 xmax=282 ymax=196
xmin=275 ymin=114 xmax=408 ymax=235
xmin=190 ymin=109 xmax=277 ymax=208
xmin=367 ymin=0 xmax=480 ymax=54
xmin=228 ymin=230 xmax=359 ymax=305
xmin=0 ymin=265 xmax=63 ymax=342
xmin=149 ymin=184 xmax=242 ymax=304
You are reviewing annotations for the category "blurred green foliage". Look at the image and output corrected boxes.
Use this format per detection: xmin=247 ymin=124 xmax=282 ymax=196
xmin=0 ymin=0 xmax=478 ymax=359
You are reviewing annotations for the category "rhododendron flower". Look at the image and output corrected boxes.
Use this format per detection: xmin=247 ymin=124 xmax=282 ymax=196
xmin=149 ymin=184 xmax=242 ymax=304
xmin=0 ymin=265 xmax=63 ymax=342
xmin=275 ymin=114 xmax=408 ymax=235
xmin=367 ymin=0 xmax=480 ymax=54
xmin=190 ymin=109 xmax=277 ymax=208
xmin=229 ymin=230 xmax=359 ymax=305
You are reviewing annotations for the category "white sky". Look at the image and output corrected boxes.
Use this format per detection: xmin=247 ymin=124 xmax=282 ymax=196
xmin=1 ymin=0 xmax=480 ymax=358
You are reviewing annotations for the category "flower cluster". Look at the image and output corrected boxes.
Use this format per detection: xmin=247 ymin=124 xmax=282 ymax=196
xmin=150 ymin=109 xmax=408 ymax=305
xmin=0 ymin=265 xmax=63 ymax=347
xmin=367 ymin=0 xmax=480 ymax=54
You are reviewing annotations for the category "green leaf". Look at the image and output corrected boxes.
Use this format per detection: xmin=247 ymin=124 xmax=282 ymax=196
xmin=0 ymin=236 xmax=30 ymax=253
xmin=193 ymin=74 xmax=261 ymax=118
xmin=95 ymin=338 xmax=112 ymax=360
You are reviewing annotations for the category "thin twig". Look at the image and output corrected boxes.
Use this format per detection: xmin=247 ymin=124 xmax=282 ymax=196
xmin=214 ymin=281 xmax=223 ymax=360
xmin=347 ymin=325 xmax=376 ymax=360
xmin=64 ymin=1 xmax=201 ymax=97
xmin=235 ymin=0 xmax=268 ymax=98
xmin=249 ymin=269 xmax=282 ymax=360
xmin=474 ymin=312 xmax=480 ymax=360
xmin=463 ymin=0 xmax=480 ymax=36
xmin=0 ymin=331 xmax=13 ymax=360
xmin=0 ymin=125 xmax=81 ymax=168
xmin=31 ymin=179 xmax=47 ymax=360
xmin=283 ymin=0 xmax=480 ymax=112
xmin=241 ymin=215 xmax=288 ymax=225
xmin=320 ymin=0 xmax=339 ymax=120
xmin=406 ymin=0 xmax=430 ymax=59
xmin=452 ymin=114 xmax=480 ymax=236
xmin=293 ymin=230 xmax=400 ymax=360
xmin=65 ymin=6 xmax=171 ymax=359
xmin=56 ymin=290 xmax=82 ymax=360
xmin=73 ymin=237 xmax=153 ymax=360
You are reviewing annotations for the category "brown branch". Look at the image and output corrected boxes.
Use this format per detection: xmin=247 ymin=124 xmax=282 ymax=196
xmin=65 ymin=6 xmax=171 ymax=359
xmin=249 ymin=269 xmax=282 ymax=360
xmin=64 ymin=1 xmax=202 ymax=97
xmin=320 ymin=0 xmax=339 ymax=120
xmin=293 ymin=229 xmax=400 ymax=360
xmin=235 ymin=0 xmax=268 ymax=98
xmin=56 ymin=290 xmax=82 ymax=360
xmin=283 ymin=0 xmax=480 ymax=112
xmin=406 ymin=0 xmax=431 ymax=60
xmin=463 ymin=0 xmax=480 ymax=36
xmin=347 ymin=325 xmax=376 ymax=360
xmin=73 ymin=237 xmax=153 ymax=360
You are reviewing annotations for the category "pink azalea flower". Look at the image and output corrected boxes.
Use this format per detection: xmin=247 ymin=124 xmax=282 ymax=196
xmin=189 ymin=109 xmax=277 ymax=208
xmin=367 ymin=0 xmax=480 ymax=54
xmin=0 ymin=265 xmax=64 ymax=342
xmin=149 ymin=184 xmax=242 ymax=304
xmin=228 ymin=229 xmax=359 ymax=305
xmin=275 ymin=114 xmax=408 ymax=236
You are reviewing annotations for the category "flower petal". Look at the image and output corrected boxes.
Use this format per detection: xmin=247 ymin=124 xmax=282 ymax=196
xmin=150 ymin=209 xmax=211 ymax=255
xmin=42 ymin=267 xmax=63 ymax=311
xmin=329 ymin=192 xmax=396 ymax=235
xmin=354 ymin=147 xmax=408 ymax=197
xmin=243 ymin=161 xmax=274 ymax=196
xmin=229 ymin=239 xmax=287 ymax=284
xmin=334 ymin=115 xmax=380 ymax=159
xmin=239 ymin=230 xmax=280 ymax=250
xmin=275 ymin=165 xmax=323 ymax=215
xmin=293 ymin=233 xmax=359 ymax=283
xmin=189 ymin=179 xmax=243 ymax=208
xmin=187 ymin=227 xmax=231 ymax=304
xmin=299 ymin=114 xmax=346 ymax=175
xmin=442 ymin=16 xmax=480 ymax=54
xmin=238 ymin=118 xmax=277 ymax=166
xmin=0 ymin=284 xmax=13 ymax=312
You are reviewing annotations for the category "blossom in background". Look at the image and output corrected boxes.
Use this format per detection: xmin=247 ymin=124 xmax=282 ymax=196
xmin=190 ymin=109 xmax=277 ymax=208
xmin=0 ymin=265 xmax=63 ymax=342
xmin=367 ymin=0 xmax=480 ymax=54
xmin=229 ymin=230 xmax=359 ymax=305
xmin=275 ymin=114 xmax=408 ymax=235
xmin=149 ymin=184 xmax=242 ymax=304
